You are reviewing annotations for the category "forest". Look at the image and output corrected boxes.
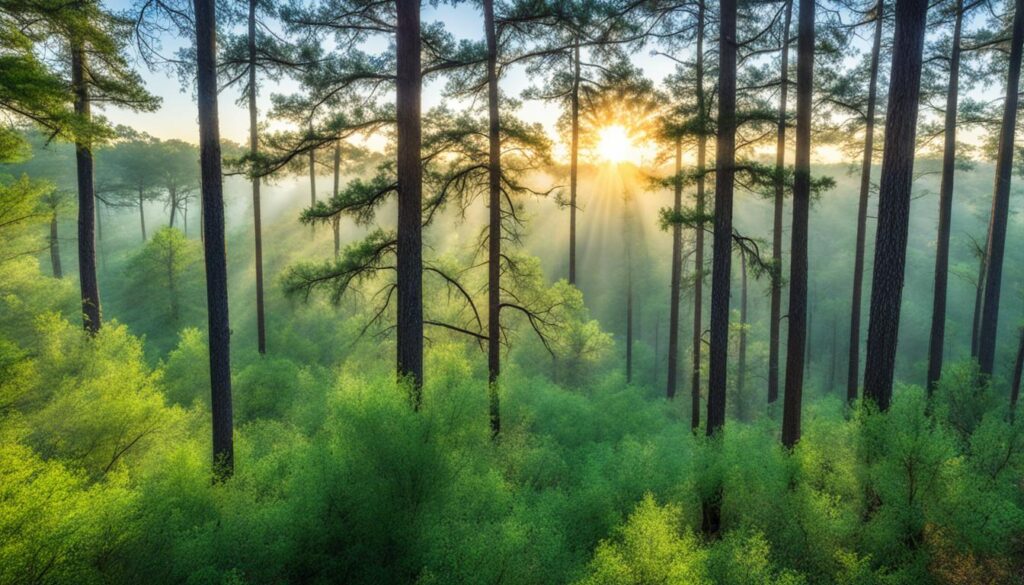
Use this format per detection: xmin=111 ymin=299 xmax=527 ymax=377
xmin=1 ymin=0 xmax=1024 ymax=582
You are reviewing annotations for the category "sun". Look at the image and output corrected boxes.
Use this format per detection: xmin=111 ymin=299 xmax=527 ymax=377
xmin=595 ymin=124 xmax=636 ymax=164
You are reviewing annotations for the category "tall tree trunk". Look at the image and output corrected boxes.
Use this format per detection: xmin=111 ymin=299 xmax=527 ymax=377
xmin=782 ymin=0 xmax=814 ymax=448
xmin=738 ymin=250 xmax=748 ymax=420
xmin=139 ymin=188 xmax=147 ymax=241
xmin=1011 ymin=326 xmax=1023 ymax=417
xmin=707 ymin=0 xmax=736 ymax=438
xmin=926 ymin=0 xmax=964 ymax=392
xmin=169 ymin=186 xmax=178 ymax=228
xmin=769 ymin=0 xmax=793 ymax=407
xmin=970 ymin=246 xmax=987 ymax=357
xmin=692 ymin=0 xmax=707 ymax=432
xmin=667 ymin=138 xmax=683 ymax=399
xmin=830 ymin=317 xmax=838 ymax=391
xmin=333 ymin=141 xmax=341 ymax=258
xmin=72 ymin=42 xmax=101 ymax=334
xmin=862 ymin=0 xmax=929 ymax=411
xmin=568 ymin=42 xmax=580 ymax=285
xmin=626 ymin=227 xmax=634 ymax=384
xmin=195 ymin=0 xmax=234 ymax=479
xmin=484 ymin=0 xmax=502 ymax=436
xmin=396 ymin=0 xmax=424 ymax=401
xmin=168 ymin=238 xmax=179 ymax=322
xmin=848 ymin=0 xmax=884 ymax=403
xmin=249 ymin=0 xmax=266 ymax=355
xmin=978 ymin=0 xmax=1024 ymax=376
xmin=309 ymin=148 xmax=316 ymax=208
xmin=50 ymin=210 xmax=62 ymax=278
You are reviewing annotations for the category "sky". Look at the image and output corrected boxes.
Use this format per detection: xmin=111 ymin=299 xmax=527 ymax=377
xmin=98 ymin=1 xmax=1000 ymax=167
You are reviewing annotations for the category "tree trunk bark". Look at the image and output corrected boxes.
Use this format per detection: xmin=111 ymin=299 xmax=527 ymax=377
xmin=1011 ymin=326 xmax=1023 ymax=417
xmin=139 ymin=188 xmax=147 ymax=241
xmin=862 ymin=0 xmax=929 ymax=411
xmin=333 ymin=142 xmax=341 ymax=258
xmin=707 ymin=0 xmax=736 ymax=437
xmin=737 ymin=250 xmax=748 ymax=420
xmin=568 ymin=42 xmax=580 ymax=286
xmin=667 ymin=138 xmax=683 ymax=399
xmin=782 ymin=0 xmax=814 ymax=448
xmin=195 ymin=0 xmax=234 ymax=479
xmin=72 ymin=42 xmax=101 ymax=334
xmin=50 ymin=210 xmax=62 ymax=278
xmin=396 ymin=0 xmax=424 ymax=401
xmin=692 ymin=0 xmax=707 ymax=432
xmin=971 ymin=249 xmax=986 ymax=357
xmin=484 ymin=0 xmax=502 ymax=436
xmin=249 ymin=0 xmax=266 ymax=356
xmin=978 ymin=0 xmax=1024 ymax=376
xmin=769 ymin=0 xmax=793 ymax=407
xmin=926 ymin=0 xmax=964 ymax=392
xmin=848 ymin=0 xmax=884 ymax=403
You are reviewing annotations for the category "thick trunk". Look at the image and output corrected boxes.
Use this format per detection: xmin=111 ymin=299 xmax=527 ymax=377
xmin=848 ymin=0 xmax=884 ymax=403
xmin=568 ymin=43 xmax=580 ymax=285
xmin=50 ymin=211 xmax=62 ymax=278
xmin=769 ymin=0 xmax=793 ymax=407
xmin=72 ymin=42 xmax=101 ymax=334
xmin=926 ymin=0 xmax=964 ymax=391
xmin=169 ymin=186 xmax=178 ymax=228
xmin=978 ymin=0 xmax=1024 ymax=376
xmin=737 ymin=250 xmax=748 ymax=420
xmin=862 ymin=0 xmax=929 ymax=411
xmin=667 ymin=139 xmax=683 ymax=399
xmin=692 ymin=0 xmax=706 ymax=432
xmin=249 ymin=0 xmax=266 ymax=355
xmin=396 ymin=0 xmax=424 ymax=400
xmin=139 ymin=188 xmax=147 ymax=241
xmin=782 ymin=0 xmax=814 ymax=448
xmin=484 ymin=0 xmax=501 ymax=436
xmin=195 ymin=0 xmax=234 ymax=479
xmin=707 ymin=0 xmax=736 ymax=437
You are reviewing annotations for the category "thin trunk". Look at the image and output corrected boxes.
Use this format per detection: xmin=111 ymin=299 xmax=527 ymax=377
xmin=626 ymin=234 xmax=634 ymax=384
xmin=309 ymin=148 xmax=316 ymax=208
xmin=1010 ymin=326 xmax=1023 ymax=417
xmin=782 ymin=0 xmax=814 ymax=448
xmin=971 ymin=250 xmax=987 ymax=357
xmin=195 ymin=0 xmax=234 ymax=479
xmin=168 ymin=238 xmax=179 ymax=322
xmin=169 ymin=186 xmax=178 ymax=228
xmin=707 ymin=0 xmax=736 ymax=438
xmin=249 ymin=0 xmax=266 ymax=355
xmin=49 ymin=210 xmax=62 ymax=278
xmin=484 ymin=0 xmax=501 ymax=436
xmin=396 ymin=0 xmax=424 ymax=400
xmin=568 ymin=43 xmax=580 ymax=286
xmin=667 ymin=138 xmax=683 ymax=399
xmin=72 ymin=42 xmax=101 ymax=334
xmin=654 ymin=316 xmax=661 ymax=386
xmin=692 ymin=0 xmax=707 ymax=432
xmin=862 ymin=0 xmax=929 ymax=411
xmin=830 ymin=318 xmax=838 ymax=392
xmin=139 ymin=188 xmax=147 ymax=241
xmin=848 ymin=0 xmax=884 ymax=403
xmin=926 ymin=0 xmax=964 ymax=391
xmin=769 ymin=0 xmax=793 ymax=406
xmin=333 ymin=142 xmax=341 ymax=258
xmin=978 ymin=0 xmax=1024 ymax=376
xmin=737 ymin=250 xmax=748 ymax=420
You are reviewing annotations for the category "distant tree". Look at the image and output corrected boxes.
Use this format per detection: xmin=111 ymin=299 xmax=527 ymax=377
xmin=40 ymin=189 xmax=73 ymax=278
xmin=862 ymin=0 xmax=930 ymax=411
xmin=97 ymin=131 xmax=165 ymax=241
xmin=127 ymin=227 xmax=201 ymax=323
